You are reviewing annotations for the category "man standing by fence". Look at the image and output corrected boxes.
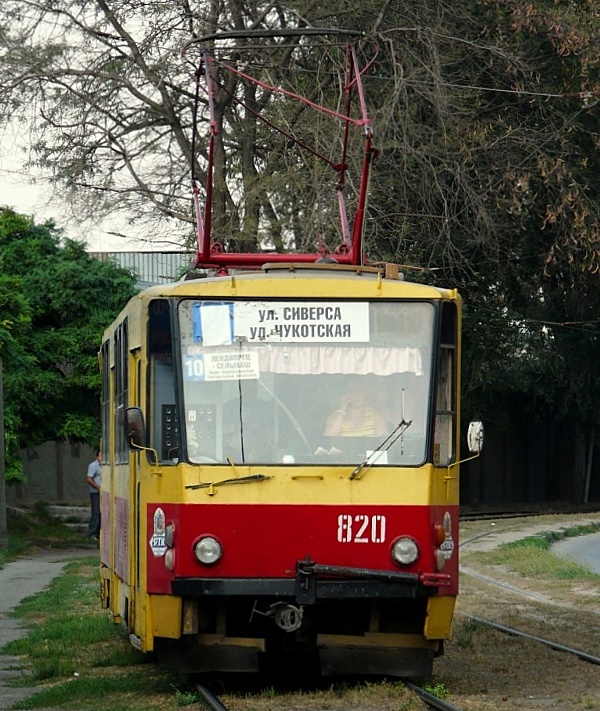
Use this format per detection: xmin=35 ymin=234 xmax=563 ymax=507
xmin=86 ymin=450 xmax=102 ymax=540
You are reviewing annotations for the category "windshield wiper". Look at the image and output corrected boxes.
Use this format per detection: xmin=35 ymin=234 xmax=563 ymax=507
xmin=186 ymin=473 xmax=271 ymax=490
xmin=349 ymin=419 xmax=412 ymax=480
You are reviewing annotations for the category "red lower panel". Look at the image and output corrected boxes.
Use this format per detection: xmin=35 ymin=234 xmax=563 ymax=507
xmin=146 ymin=503 xmax=459 ymax=595
xmin=114 ymin=496 xmax=130 ymax=584
xmin=100 ymin=491 xmax=111 ymax=567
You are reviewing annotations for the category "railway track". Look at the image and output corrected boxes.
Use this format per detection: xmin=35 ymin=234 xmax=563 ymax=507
xmin=458 ymin=612 xmax=600 ymax=666
xmin=196 ymin=684 xmax=229 ymax=711
xmin=405 ymin=682 xmax=465 ymax=710
xmin=460 ymin=506 xmax=600 ymax=522
xmin=195 ymin=680 xmax=467 ymax=711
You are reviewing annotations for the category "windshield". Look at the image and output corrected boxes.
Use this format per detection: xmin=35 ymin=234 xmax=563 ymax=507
xmin=177 ymin=300 xmax=435 ymax=466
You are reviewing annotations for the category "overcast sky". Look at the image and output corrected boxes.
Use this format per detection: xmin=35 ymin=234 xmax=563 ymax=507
xmin=0 ymin=145 xmax=126 ymax=251
xmin=0 ymin=132 xmax=176 ymax=252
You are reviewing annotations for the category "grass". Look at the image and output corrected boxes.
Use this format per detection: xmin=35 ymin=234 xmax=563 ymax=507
xmin=0 ymin=506 xmax=191 ymax=711
xmin=2 ymin=513 xmax=598 ymax=710
xmin=0 ymin=501 xmax=89 ymax=570
xmin=173 ymin=687 xmax=201 ymax=706
xmin=229 ymin=680 xmax=424 ymax=710
xmin=466 ymin=524 xmax=600 ymax=581
xmin=0 ymin=554 xmax=427 ymax=710
xmin=1 ymin=557 xmax=187 ymax=710
xmin=422 ymin=682 xmax=450 ymax=699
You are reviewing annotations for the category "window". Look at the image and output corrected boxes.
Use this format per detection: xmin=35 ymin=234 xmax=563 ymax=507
xmin=147 ymin=299 xmax=178 ymax=463
xmin=433 ymin=302 xmax=457 ymax=466
xmin=177 ymin=299 xmax=436 ymax=466
xmin=114 ymin=320 xmax=129 ymax=464
xmin=100 ymin=340 xmax=110 ymax=463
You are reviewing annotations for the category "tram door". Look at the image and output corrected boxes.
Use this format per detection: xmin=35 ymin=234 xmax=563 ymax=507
xmin=130 ymin=348 xmax=143 ymax=639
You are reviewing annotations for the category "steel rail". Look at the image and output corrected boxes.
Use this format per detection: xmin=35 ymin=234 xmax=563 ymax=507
xmin=196 ymin=684 xmax=229 ymax=711
xmin=461 ymin=613 xmax=600 ymax=665
xmin=405 ymin=681 xmax=464 ymax=711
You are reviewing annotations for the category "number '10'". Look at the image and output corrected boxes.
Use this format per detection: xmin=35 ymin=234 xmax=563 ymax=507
xmin=337 ymin=514 xmax=386 ymax=543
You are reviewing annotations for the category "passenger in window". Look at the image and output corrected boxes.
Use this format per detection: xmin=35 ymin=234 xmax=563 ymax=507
xmin=324 ymin=380 xmax=388 ymax=437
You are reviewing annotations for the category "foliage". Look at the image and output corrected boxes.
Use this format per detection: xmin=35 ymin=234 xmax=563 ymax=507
xmin=0 ymin=0 xmax=598 ymax=494
xmin=2 ymin=558 xmax=175 ymax=711
xmin=0 ymin=209 xmax=137 ymax=481
xmin=0 ymin=505 xmax=84 ymax=570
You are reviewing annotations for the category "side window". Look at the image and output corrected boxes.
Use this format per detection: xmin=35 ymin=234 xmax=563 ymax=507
xmin=148 ymin=299 xmax=178 ymax=463
xmin=100 ymin=340 xmax=110 ymax=463
xmin=114 ymin=320 xmax=129 ymax=464
xmin=433 ymin=303 xmax=457 ymax=466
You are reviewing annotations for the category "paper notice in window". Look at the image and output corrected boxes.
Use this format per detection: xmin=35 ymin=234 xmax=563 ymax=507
xmin=365 ymin=450 xmax=388 ymax=466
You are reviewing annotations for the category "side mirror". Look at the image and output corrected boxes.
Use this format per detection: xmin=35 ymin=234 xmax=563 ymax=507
xmin=467 ymin=421 xmax=484 ymax=454
xmin=125 ymin=407 xmax=146 ymax=449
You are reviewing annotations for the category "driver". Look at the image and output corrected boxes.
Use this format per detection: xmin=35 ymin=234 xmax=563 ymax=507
xmin=324 ymin=380 xmax=388 ymax=437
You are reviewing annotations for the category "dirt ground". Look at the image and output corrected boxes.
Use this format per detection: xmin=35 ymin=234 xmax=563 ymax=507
xmin=433 ymin=514 xmax=600 ymax=711
xmin=218 ymin=513 xmax=600 ymax=711
xmin=2 ymin=515 xmax=600 ymax=711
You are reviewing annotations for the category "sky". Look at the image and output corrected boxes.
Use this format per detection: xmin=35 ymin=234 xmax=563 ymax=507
xmin=0 ymin=132 xmax=172 ymax=253
xmin=0 ymin=150 xmax=124 ymax=252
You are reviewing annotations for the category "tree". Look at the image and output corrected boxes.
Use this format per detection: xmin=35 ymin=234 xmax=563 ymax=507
xmin=0 ymin=208 xmax=138 ymax=482
xmin=1 ymin=1 xmax=596 ymax=258
xmin=0 ymin=0 xmax=362 ymax=252
xmin=1 ymin=1 xmax=598 ymax=498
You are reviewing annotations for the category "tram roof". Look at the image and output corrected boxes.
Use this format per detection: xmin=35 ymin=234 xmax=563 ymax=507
xmin=124 ymin=263 xmax=458 ymax=304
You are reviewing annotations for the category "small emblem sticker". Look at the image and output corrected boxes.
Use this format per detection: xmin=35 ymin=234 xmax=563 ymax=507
xmin=150 ymin=507 xmax=167 ymax=557
xmin=441 ymin=511 xmax=455 ymax=559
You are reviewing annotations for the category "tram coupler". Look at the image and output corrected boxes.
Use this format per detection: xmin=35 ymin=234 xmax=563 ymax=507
xmin=296 ymin=555 xmax=426 ymax=604
xmin=296 ymin=556 xmax=317 ymax=604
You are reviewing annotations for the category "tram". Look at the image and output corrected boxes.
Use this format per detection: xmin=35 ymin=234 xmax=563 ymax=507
xmin=98 ymin=30 xmax=482 ymax=678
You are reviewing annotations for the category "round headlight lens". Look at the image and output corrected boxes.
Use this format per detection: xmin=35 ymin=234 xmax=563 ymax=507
xmin=165 ymin=523 xmax=175 ymax=548
xmin=194 ymin=536 xmax=222 ymax=565
xmin=164 ymin=548 xmax=176 ymax=571
xmin=391 ymin=536 xmax=419 ymax=566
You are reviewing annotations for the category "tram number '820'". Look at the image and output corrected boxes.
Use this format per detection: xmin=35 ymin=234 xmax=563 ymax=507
xmin=337 ymin=514 xmax=386 ymax=543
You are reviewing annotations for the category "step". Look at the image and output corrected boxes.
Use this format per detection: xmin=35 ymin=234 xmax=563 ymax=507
xmin=47 ymin=505 xmax=90 ymax=523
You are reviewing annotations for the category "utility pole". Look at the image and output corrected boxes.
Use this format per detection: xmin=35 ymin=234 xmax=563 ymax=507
xmin=0 ymin=359 xmax=8 ymax=549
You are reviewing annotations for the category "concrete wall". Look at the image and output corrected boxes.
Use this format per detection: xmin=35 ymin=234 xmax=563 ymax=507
xmin=7 ymin=441 xmax=96 ymax=505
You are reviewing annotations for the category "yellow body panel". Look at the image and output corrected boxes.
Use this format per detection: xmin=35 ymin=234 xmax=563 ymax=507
xmin=100 ymin=265 xmax=463 ymax=671
xmin=424 ymin=595 xmax=456 ymax=639
xmin=134 ymin=463 xmax=457 ymax=507
xmin=136 ymin=269 xmax=458 ymax=303
xmin=150 ymin=595 xmax=183 ymax=639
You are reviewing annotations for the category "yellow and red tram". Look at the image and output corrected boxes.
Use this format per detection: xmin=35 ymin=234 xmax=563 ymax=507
xmin=98 ymin=30 xmax=482 ymax=678
xmin=99 ymin=263 xmax=475 ymax=677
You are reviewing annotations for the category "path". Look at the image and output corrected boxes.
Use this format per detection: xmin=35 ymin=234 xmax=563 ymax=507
xmin=0 ymin=548 xmax=97 ymax=710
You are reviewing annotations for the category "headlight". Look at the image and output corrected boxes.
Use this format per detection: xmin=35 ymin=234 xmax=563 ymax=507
xmin=164 ymin=548 xmax=176 ymax=571
xmin=165 ymin=523 xmax=175 ymax=548
xmin=435 ymin=548 xmax=446 ymax=572
xmin=194 ymin=536 xmax=223 ymax=565
xmin=391 ymin=536 xmax=419 ymax=566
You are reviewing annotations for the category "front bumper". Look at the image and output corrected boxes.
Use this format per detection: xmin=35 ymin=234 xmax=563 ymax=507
xmin=171 ymin=557 xmax=450 ymax=602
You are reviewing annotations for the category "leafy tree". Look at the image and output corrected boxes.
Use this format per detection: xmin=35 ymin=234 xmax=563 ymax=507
xmin=0 ymin=0 xmax=352 ymax=251
xmin=0 ymin=0 xmax=598 ymax=498
xmin=0 ymin=208 xmax=138 ymax=482
xmin=0 ymin=272 xmax=33 ymax=482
